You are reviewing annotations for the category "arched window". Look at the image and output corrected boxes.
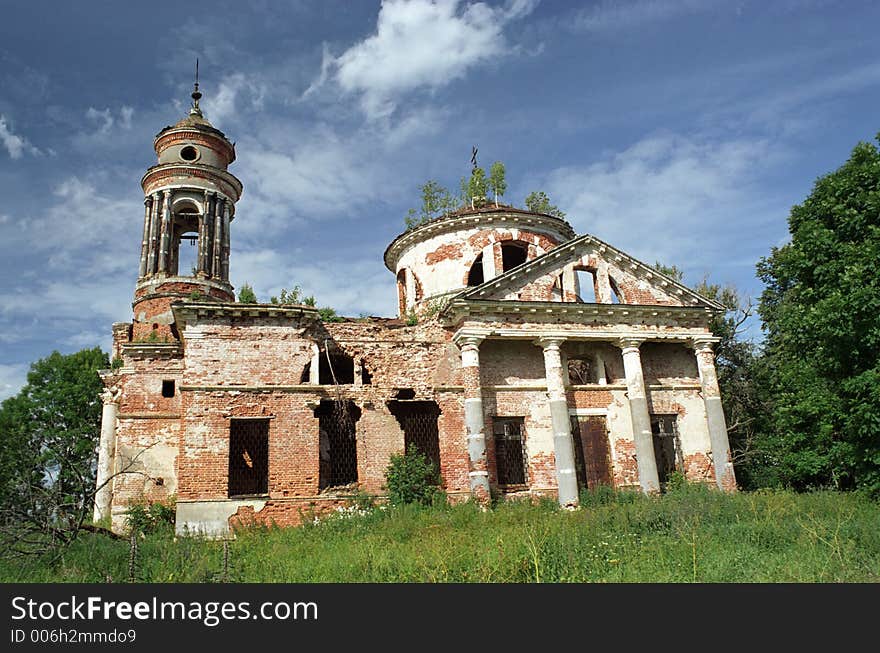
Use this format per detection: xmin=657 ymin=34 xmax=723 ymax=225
xmin=467 ymin=253 xmax=484 ymax=286
xmin=396 ymin=269 xmax=407 ymax=315
xmin=171 ymin=204 xmax=199 ymax=277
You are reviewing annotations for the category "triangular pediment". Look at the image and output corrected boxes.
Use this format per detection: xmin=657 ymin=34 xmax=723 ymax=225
xmin=454 ymin=233 xmax=724 ymax=310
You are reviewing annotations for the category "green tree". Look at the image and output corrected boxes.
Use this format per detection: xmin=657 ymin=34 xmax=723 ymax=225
xmin=466 ymin=166 xmax=489 ymax=207
xmin=524 ymin=191 xmax=566 ymax=218
xmin=405 ymin=180 xmax=456 ymax=230
xmin=0 ymin=348 xmax=108 ymax=555
xmin=489 ymin=161 xmax=507 ymax=206
xmin=757 ymin=134 xmax=880 ymax=494
xmin=653 ymin=262 xmax=771 ymax=488
xmin=237 ymin=283 xmax=257 ymax=303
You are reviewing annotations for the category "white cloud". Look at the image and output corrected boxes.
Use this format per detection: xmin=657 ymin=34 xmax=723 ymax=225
xmin=572 ymin=0 xmax=723 ymax=32
xmin=542 ymin=132 xmax=789 ymax=279
xmin=231 ymin=248 xmax=398 ymax=318
xmin=201 ymin=73 xmax=266 ymax=129
xmin=0 ymin=114 xmax=39 ymax=159
xmin=0 ymin=363 xmax=28 ymax=401
xmin=317 ymin=0 xmax=537 ymax=118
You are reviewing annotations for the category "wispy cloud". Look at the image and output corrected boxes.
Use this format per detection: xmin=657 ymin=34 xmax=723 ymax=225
xmin=572 ymin=0 xmax=725 ymax=32
xmin=310 ymin=0 xmax=538 ymax=118
xmin=542 ymin=131 xmax=789 ymax=283
xmin=0 ymin=363 xmax=28 ymax=401
xmin=0 ymin=114 xmax=40 ymax=159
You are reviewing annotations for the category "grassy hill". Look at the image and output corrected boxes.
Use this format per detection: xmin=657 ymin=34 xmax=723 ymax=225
xmin=2 ymin=486 xmax=878 ymax=582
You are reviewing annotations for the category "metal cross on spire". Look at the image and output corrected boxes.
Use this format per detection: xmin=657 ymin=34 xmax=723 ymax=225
xmin=190 ymin=58 xmax=203 ymax=115
xmin=471 ymin=145 xmax=478 ymax=172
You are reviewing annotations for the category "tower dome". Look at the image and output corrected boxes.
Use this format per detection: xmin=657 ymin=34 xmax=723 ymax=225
xmin=132 ymin=75 xmax=242 ymax=341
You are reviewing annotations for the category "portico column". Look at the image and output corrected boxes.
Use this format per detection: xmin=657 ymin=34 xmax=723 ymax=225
xmin=618 ymin=338 xmax=661 ymax=493
xmin=692 ymin=338 xmax=737 ymax=491
xmin=537 ymin=337 xmax=579 ymax=507
xmin=458 ymin=336 xmax=490 ymax=501
xmin=157 ymin=190 xmax=172 ymax=273
xmin=93 ymin=387 xmax=119 ymax=523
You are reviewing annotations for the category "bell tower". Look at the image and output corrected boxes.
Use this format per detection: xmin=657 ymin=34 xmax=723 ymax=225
xmin=133 ymin=67 xmax=242 ymax=340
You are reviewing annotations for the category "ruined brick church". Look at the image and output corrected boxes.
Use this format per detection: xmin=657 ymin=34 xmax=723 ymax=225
xmin=94 ymin=84 xmax=736 ymax=536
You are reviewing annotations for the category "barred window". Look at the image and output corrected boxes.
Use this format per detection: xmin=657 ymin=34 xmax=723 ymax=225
xmin=493 ymin=417 xmax=528 ymax=486
xmin=228 ymin=419 xmax=269 ymax=497
xmin=315 ymin=399 xmax=360 ymax=490
xmin=388 ymin=400 xmax=441 ymax=472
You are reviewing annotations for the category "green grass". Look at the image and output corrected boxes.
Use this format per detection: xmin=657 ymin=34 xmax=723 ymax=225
xmin=2 ymin=486 xmax=878 ymax=582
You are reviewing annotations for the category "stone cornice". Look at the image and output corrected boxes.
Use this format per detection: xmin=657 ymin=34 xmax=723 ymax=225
xmin=120 ymin=342 xmax=182 ymax=358
xmin=452 ymin=323 xmax=713 ymax=345
xmin=141 ymin=163 xmax=243 ymax=201
xmin=171 ymin=301 xmax=321 ymax=327
xmin=441 ymin=298 xmax=716 ymax=328
xmin=384 ymin=209 xmax=576 ymax=271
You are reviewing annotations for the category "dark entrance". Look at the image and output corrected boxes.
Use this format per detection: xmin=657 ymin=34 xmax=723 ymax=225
xmin=570 ymin=415 xmax=613 ymax=490
xmin=315 ymin=399 xmax=361 ymax=490
xmin=228 ymin=419 xmax=270 ymax=497
xmin=651 ymin=414 xmax=682 ymax=486
xmin=388 ymin=400 xmax=442 ymax=472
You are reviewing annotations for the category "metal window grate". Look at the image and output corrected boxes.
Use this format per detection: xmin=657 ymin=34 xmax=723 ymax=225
xmin=388 ymin=401 xmax=441 ymax=472
xmin=316 ymin=399 xmax=360 ymax=490
xmin=493 ymin=417 xmax=528 ymax=486
xmin=228 ymin=419 xmax=269 ymax=497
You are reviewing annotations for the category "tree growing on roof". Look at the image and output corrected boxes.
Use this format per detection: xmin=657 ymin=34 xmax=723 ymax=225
xmin=524 ymin=191 xmax=565 ymax=218
xmin=489 ymin=161 xmax=507 ymax=207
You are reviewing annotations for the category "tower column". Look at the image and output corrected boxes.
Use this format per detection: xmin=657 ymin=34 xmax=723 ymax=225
xmin=212 ymin=196 xmax=223 ymax=278
xmin=618 ymin=338 xmax=661 ymax=493
xmin=146 ymin=192 xmax=160 ymax=275
xmin=221 ymin=202 xmax=231 ymax=282
xmin=138 ymin=197 xmax=152 ymax=278
xmin=458 ymin=336 xmax=490 ymax=502
xmin=691 ymin=338 xmax=737 ymax=491
xmin=536 ymin=337 xmax=579 ymax=507
xmin=157 ymin=190 xmax=172 ymax=273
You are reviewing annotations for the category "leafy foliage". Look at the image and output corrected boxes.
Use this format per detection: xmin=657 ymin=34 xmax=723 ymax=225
xmin=757 ymin=135 xmax=880 ymax=495
xmin=524 ymin=191 xmax=566 ymax=218
xmin=489 ymin=161 xmax=507 ymax=206
xmin=405 ymin=180 xmax=457 ymax=230
xmin=237 ymin=283 xmax=257 ymax=303
xmin=0 ymin=348 xmax=108 ymax=556
xmin=384 ymin=447 xmax=443 ymax=506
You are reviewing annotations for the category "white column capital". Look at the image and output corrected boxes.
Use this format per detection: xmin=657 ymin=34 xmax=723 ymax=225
xmin=690 ymin=337 xmax=719 ymax=354
xmin=535 ymin=336 xmax=566 ymax=351
xmin=101 ymin=386 xmax=121 ymax=406
xmin=455 ymin=334 xmax=485 ymax=351
xmin=617 ymin=337 xmax=645 ymax=353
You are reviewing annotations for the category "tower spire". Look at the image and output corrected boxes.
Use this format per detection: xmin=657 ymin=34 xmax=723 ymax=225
xmin=190 ymin=58 xmax=202 ymax=116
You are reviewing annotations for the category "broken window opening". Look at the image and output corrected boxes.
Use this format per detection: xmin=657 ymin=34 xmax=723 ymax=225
xmin=500 ymin=242 xmax=527 ymax=273
xmin=320 ymin=347 xmax=355 ymax=385
xmin=228 ymin=419 xmax=270 ymax=497
xmin=567 ymin=357 xmax=594 ymax=385
xmin=300 ymin=361 xmax=311 ymax=384
xmin=315 ymin=399 xmax=361 ymax=490
xmin=467 ymin=253 xmax=484 ymax=286
xmin=575 ymin=268 xmax=598 ymax=303
xmin=609 ymin=276 xmax=623 ymax=304
xmin=161 ymin=379 xmax=175 ymax=398
xmin=388 ymin=400 xmax=442 ymax=473
xmin=396 ymin=269 xmax=407 ymax=314
xmin=493 ymin=417 xmax=528 ymax=486
xmin=651 ymin=414 xmax=683 ymax=487
xmin=570 ymin=415 xmax=613 ymax=491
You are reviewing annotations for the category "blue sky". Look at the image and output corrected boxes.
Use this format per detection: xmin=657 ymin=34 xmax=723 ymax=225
xmin=1 ymin=0 xmax=879 ymax=399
